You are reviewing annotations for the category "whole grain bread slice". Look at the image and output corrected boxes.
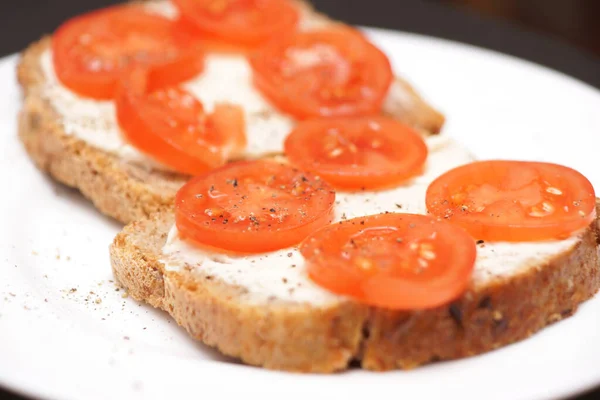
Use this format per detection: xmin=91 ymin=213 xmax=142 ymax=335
xmin=16 ymin=0 xmax=445 ymax=225
xmin=110 ymin=205 xmax=600 ymax=372
xmin=18 ymin=37 xmax=190 ymax=224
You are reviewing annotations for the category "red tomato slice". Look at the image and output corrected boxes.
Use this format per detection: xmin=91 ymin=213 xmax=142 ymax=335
xmin=284 ymin=117 xmax=427 ymax=190
xmin=175 ymin=160 xmax=336 ymax=253
xmin=172 ymin=0 xmax=299 ymax=46
xmin=174 ymin=16 xmax=253 ymax=54
xmin=250 ymin=28 xmax=393 ymax=119
xmin=301 ymin=213 xmax=476 ymax=309
xmin=426 ymin=160 xmax=597 ymax=241
xmin=115 ymin=66 xmax=246 ymax=176
xmin=52 ymin=5 xmax=204 ymax=100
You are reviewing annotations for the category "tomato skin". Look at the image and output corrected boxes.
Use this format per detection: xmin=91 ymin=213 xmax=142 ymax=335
xmin=284 ymin=117 xmax=428 ymax=190
xmin=144 ymin=46 xmax=206 ymax=92
xmin=250 ymin=28 xmax=393 ymax=119
xmin=175 ymin=160 xmax=336 ymax=253
xmin=301 ymin=213 xmax=477 ymax=310
xmin=52 ymin=4 xmax=204 ymax=100
xmin=173 ymin=16 xmax=257 ymax=54
xmin=426 ymin=160 xmax=597 ymax=242
xmin=173 ymin=0 xmax=299 ymax=47
xmin=115 ymin=66 xmax=246 ymax=176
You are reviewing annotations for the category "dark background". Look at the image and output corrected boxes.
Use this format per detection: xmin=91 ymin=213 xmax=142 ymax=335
xmin=1 ymin=0 xmax=600 ymax=399
xmin=2 ymin=0 xmax=599 ymax=88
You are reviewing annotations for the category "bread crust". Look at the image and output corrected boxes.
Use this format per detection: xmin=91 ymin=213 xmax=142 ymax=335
xmin=110 ymin=214 xmax=369 ymax=372
xmin=110 ymin=210 xmax=600 ymax=372
xmin=17 ymin=37 xmax=188 ymax=224
xmin=16 ymin=3 xmax=445 ymax=223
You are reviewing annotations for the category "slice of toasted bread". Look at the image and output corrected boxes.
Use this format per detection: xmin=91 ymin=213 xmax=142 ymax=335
xmin=16 ymin=0 xmax=445 ymax=225
xmin=109 ymin=201 xmax=600 ymax=372
xmin=18 ymin=37 xmax=188 ymax=224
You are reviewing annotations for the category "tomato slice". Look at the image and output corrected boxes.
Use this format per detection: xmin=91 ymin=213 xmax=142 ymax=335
xmin=115 ymin=66 xmax=246 ymax=176
xmin=52 ymin=4 xmax=204 ymax=100
xmin=175 ymin=160 xmax=336 ymax=253
xmin=172 ymin=0 xmax=299 ymax=46
xmin=284 ymin=117 xmax=427 ymax=190
xmin=301 ymin=213 xmax=476 ymax=309
xmin=174 ymin=16 xmax=253 ymax=54
xmin=250 ymin=28 xmax=393 ymax=119
xmin=426 ymin=160 xmax=597 ymax=241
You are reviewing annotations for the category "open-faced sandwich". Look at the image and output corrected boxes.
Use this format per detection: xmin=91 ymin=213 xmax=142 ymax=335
xmin=17 ymin=0 xmax=444 ymax=224
xmin=111 ymin=117 xmax=599 ymax=371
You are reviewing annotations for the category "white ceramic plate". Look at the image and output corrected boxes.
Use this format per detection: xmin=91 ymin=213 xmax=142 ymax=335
xmin=2 ymin=28 xmax=600 ymax=400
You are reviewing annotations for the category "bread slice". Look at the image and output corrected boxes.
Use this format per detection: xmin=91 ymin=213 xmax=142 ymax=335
xmin=110 ymin=201 xmax=600 ymax=372
xmin=16 ymin=0 xmax=445 ymax=225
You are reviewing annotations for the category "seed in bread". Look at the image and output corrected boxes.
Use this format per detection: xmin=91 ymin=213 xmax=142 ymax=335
xmin=17 ymin=0 xmax=445 ymax=224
